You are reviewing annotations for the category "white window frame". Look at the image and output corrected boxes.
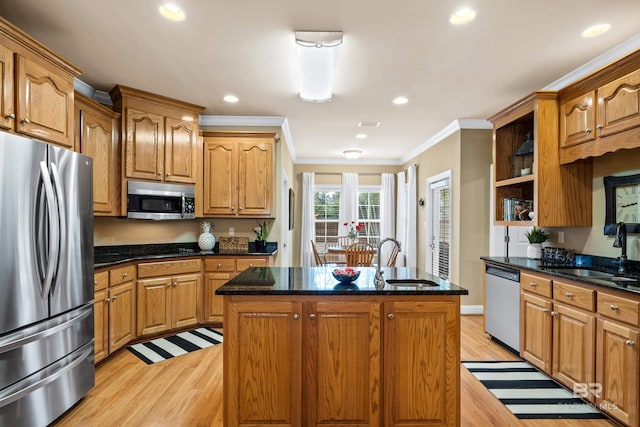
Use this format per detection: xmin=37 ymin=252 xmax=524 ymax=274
xmin=425 ymin=170 xmax=453 ymax=279
xmin=358 ymin=184 xmax=382 ymax=245
xmin=313 ymin=185 xmax=341 ymax=251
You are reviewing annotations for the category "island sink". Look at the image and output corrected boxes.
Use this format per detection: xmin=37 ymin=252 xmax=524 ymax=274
xmin=386 ymin=278 xmax=438 ymax=287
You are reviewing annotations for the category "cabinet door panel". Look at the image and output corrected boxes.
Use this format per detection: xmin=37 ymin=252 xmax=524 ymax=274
xmin=165 ymin=117 xmax=196 ymax=183
xmin=137 ymin=277 xmax=171 ymax=336
xmin=109 ymin=281 xmax=136 ymax=353
xmin=79 ymin=108 xmax=116 ymax=214
xmin=561 ymin=91 xmax=596 ymax=148
xmin=94 ymin=289 xmax=109 ymax=363
xmin=238 ymin=140 xmax=273 ymax=216
xmin=204 ymin=141 xmax=236 ymax=215
xmin=226 ymin=299 xmax=302 ymax=427
xmin=551 ymin=303 xmax=595 ymax=397
xmin=520 ymin=292 xmax=553 ymax=372
xmin=304 ymin=301 xmax=380 ymax=427
xmin=0 ymin=44 xmax=14 ymax=131
xmin=125 ymin=108 xmax=164 ymax=180
xmin=16 ymin=55 xmax=73 ymax=148
xmin=204 ymin=273 xmax=230 ymax=323
xmin=597 ymin=69 xmax=640 ymax=138
xmin=384 ymin=299 xmax=459 ymax=427
xmin=172 ymin=274 xmax=200 ymax=328
xmin=596 ymin=319 xmax=639 ymax=426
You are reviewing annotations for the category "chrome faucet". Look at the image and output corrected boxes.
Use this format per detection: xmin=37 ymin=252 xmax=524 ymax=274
xmin=374 ymin=238 xmax=401 ymax=288
xmin=613 ymin=222 xmax=628 ymax=275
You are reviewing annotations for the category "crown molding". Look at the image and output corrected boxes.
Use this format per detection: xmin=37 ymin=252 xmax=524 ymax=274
xmin=73 ymin=78 xmax=112 ymax=106
xmin=544 ymin=33 xmax=640 ymax=90
xmin=400 ymin=118 xmax=492 ymax=164
xmin=280 ymin=117 xmax=297 ymax=160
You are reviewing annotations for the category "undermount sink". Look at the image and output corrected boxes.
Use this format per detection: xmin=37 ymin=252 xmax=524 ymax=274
xmin=386 ymin=279 xmax=438 ymax=287
xmin=551 ymin=268 xmax=614 ymax=278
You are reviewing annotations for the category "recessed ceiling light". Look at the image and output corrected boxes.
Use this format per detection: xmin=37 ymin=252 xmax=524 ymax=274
xmin=223 ymin=94 xmax=239 ymax=103
xmin=159 ymin=3 xmax=185 ymax=21
xmin=343 ymin=149 xmax=362 ymax=159
xmin=358 ymin=121 xmax=381 ymax=128
xmin=581 ymin=23 xmax=611 ymax=38
xmin=355 ymin=133 xmax=367 ymax=139
xmin=393 ymin=96 xmax=409 ymax=105
xmin=449 ymin=8 xmax=476 ymax=25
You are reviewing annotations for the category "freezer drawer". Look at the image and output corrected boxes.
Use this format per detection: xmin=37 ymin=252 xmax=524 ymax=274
xmin=0 ymin=305 xmax=93 ymax=391
xmin=0 ymin=341 xmax=94 ymax=427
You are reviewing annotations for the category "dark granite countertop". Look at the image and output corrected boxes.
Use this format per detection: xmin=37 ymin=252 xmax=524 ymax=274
xmin=94 ymin=242 xmax=278 ymax=269
xmin=215 ymin=267 xmax=469 ymax=296
xmin=482 ymin=256 xmax=640 ymax=296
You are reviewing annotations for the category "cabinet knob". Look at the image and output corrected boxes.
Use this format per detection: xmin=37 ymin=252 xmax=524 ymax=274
xmin=122 ymin=273 xmax=128 ymax=278
xmin=157 ymin=172 xmax=162 ymax=176
xmin=112 ymin=295 xmax=117 ymax=301
xmin=166 ymin=173 xmax=171 ymax=176
xmin=550 ymin=311 xmax=556 ymax=317
xmin=231 ymin=206 xmax=235 ymax=211
xmin=565 ymin=292 xmax=573 ymax=298
xmin=217 ymin=263 xmax=222 ymax=268
xmin=584 ymin=128 xmax=592 ymax=134
xmin=542 ymin=308 xmax=549 ymax=313
xmin=309 ymin=313 xmax=316 ymax=320
xmin=293 ymin=314 xmax=299 ymax=320
xmin=21 ymin=118 xmax=30 ymax=124
xmin=596 ymin=124 xmax=603 ymax=130
xmin=105 ymin=297 xmax=111 ymax=303
xmin=387 ymin=313 xmax=394 ymax=320
xmin=6 ymin=113 xmax=15 ymax=119
xmin=626 ymin=340 xmax=635 ymax=346
xmin=529 ymin=282 xmax=537 ymax=287
xmin=610 ymin=304 xmax=618 ymax=311
xmin=239 ymin=207 xmax=243 ymax=210
xmin=249 ymin=263 xmax=253 ymax=267
xmin=94 ymin=281 xmax=98 ymax=285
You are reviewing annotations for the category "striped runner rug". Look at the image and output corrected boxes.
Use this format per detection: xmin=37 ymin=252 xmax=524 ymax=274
xmin=127 ymin=327 xmax=223 ymax=364
xmin=462 ymin=361 xmax=607 ymax=420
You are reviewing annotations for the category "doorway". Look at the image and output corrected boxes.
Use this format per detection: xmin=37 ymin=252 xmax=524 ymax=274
xmin=280 ymin=169 xmax=291 ymax=265
xmin=426 ymin=170 xmax=452 ymax=279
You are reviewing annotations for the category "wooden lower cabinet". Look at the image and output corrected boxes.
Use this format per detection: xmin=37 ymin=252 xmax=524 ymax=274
xmin=224 ymin=295 xmax=460 ymax=427
xmin=108 ymin=280 xmax=137 ymax=352
xmin=520 ymin=291 xmax=553 ymax=372
xmin=596 ymin=317 xmax=640 ymax=426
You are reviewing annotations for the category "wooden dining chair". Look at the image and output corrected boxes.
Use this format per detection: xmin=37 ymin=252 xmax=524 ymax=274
xmin=310 ymin=240 xmax=325 ymax=266
xmin=345 ymin=243 xmax=375 ymax=267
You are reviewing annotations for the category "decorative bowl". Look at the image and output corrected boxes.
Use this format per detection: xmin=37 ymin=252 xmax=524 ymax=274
xmin=332 ymin=268 xmax=360 ymax=284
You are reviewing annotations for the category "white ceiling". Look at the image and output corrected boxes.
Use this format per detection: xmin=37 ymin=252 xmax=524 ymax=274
xmin=1 ymin=1 xmax=639 ymax=164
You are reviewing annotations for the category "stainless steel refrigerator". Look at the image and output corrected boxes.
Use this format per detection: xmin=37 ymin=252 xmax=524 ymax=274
xmin=0 ymin=132 xmax=95 ymax=426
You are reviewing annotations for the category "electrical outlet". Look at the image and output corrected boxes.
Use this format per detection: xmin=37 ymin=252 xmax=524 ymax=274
xmin=558 ymin=231 xmax=564 ymax=244
xmin=229 ymin=227 xmax=235 ymax=236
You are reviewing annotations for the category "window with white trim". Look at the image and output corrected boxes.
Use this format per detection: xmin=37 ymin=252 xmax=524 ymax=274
xmin=358 ymin=187 xmax=381 ymax=245
xmin=314 ymin=186 xmax=340 ymax=251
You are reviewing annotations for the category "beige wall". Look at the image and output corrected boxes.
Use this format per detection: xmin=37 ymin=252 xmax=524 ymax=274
xmin=549 ymin=148 xmax=640 ymax=261
xmin=402 ymin=129 xmax=493 ymax=307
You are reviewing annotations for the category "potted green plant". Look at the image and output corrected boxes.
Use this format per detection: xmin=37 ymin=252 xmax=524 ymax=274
xmin=254 ymin=221 xmax=269 ymax=252
xmin=524 ymin=226 xmax=549 ymax=259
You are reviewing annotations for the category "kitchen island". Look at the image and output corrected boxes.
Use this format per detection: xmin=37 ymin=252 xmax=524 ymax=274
xmin=216 ymin=266 xmax=468 ymax=427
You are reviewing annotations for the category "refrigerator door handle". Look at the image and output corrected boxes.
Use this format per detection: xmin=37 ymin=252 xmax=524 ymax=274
xmin=39 ymin=161 xmax=60 ymax=298
xmin=50 ymin=162 xmax=66 ymax=268
xmin=0 ymin=305 xmax=92 ymax=354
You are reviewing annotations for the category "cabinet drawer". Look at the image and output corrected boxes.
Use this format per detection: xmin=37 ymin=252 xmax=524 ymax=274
xmin=138 ymin=259 xmax=202 ymax=278
xmin=553 ymin=280 xmax=595 ymax=311
xmin=597 ymin=292 xmax=640 ymax=326
xmin=94 ymin=270 xmax=109 ymax=291
xmin=110 ymin=265 xmax=136 ymax=286
xmin=237 ymin=258 xmax=267 ymax=271
xmin=204 ymin=258 xmax=236 ymax=272
xmin=521 ymin=272 xmax=552 ymax=298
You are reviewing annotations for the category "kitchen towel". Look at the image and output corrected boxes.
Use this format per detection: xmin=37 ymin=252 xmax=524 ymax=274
xmin=462 ymin=361 xmax=607 ymax=420
xmin=128 ymin=328 xmax=223 ymax=364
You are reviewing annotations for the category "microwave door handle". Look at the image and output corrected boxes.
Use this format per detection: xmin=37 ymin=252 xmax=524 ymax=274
xmin=39 ymin=162 xmax=60 ymax=298
xmin=181 ymin=195 xmax=185 ymax=218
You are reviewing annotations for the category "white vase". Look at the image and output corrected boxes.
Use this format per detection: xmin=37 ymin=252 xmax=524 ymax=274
xmin=198 ymin=222 xmax=216 ymax=251
xmin=526 ymin=243 xmax=542 ymax=259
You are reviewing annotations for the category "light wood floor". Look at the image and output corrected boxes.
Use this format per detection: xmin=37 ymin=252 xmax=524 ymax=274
xmin=53 ymin=316 xmax=617 ymax=426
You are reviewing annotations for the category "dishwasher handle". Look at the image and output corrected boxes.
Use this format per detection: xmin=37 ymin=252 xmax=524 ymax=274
xmin=486 ymin=264 xmax=520 ymax=282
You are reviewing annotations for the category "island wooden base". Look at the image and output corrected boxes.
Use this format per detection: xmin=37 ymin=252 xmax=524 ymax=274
xmin=223 ymin=294 xmax=461 ymax=427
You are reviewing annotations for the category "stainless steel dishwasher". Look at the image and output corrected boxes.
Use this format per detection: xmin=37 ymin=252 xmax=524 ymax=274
xmin=485 ymin=263 xmax=520 ymax=352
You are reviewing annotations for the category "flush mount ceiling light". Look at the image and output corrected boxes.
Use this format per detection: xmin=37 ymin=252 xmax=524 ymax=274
xmin=393 ymin=96 xmax=409 ymax=105
xmin=343 ymin=149 xmax=362 ymax=159
xmin=295 ymin=31 xmax=343 ymax=102
xmin=223 ymin=94 xmax=239 ymax=103
xmin=355 ymin=133 xmax=368 ymax=139
xmin=449 ymin=7 xmax=476 ymax=25
xmin=581 ymin=23 xmax=612 ymax=38
xmin=159 ymin=3 xmax=185 ymax=21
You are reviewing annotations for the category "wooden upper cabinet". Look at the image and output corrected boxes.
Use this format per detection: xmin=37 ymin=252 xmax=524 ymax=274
xmin=165 ymin=117 xmax=197 ymax=184
xmin=125 ymin=108 xmax=164 ymax=181
xmin=202 ymin=132 xmax=275 ymax=218
xmin=559 ymin=50 xmax=640 ymax=164
xmin=0 ymin=17 xmax=81 ymax=149
xmin=75 ymin=92 xmax=120 ymax=216
xmin=561 ymin=91 xmax=596 ymax=148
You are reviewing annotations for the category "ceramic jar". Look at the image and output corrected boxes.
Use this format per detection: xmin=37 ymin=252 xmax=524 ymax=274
xmin=198 ymin=222 xmax=216 ymax=251
xmin=526 ymin=243 xmax=542 ymax=259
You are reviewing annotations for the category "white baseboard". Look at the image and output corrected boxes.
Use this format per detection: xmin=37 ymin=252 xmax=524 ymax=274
xmin=461 ymin=305 xmax=483 ymax=315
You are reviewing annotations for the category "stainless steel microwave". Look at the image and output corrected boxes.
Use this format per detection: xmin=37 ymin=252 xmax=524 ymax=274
xmin=127 ymin=181 xmax=195 ymax=220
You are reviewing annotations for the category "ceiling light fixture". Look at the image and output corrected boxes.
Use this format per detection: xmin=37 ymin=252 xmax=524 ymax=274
xmin=581 ymin=23 xmax=612 ymax=38
xmin=358 ymin=121 xmax=381 ymax=128
xmin=449 ymin=8 xmax=476 ymax=25
xmin=343 ymin=149 xmax=362 ymax=159
xmin=295 ymin=31 xmax=343 ymax=102
xmin=393 ymin=96 xmax=409 ymax=105
xmin=223 ymin=94 xmax=239 ymax=103
xmin=159 ymin=3 xmax=185 ymax=21
xmin=355 ymin=133 xmax=368 ymax=139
